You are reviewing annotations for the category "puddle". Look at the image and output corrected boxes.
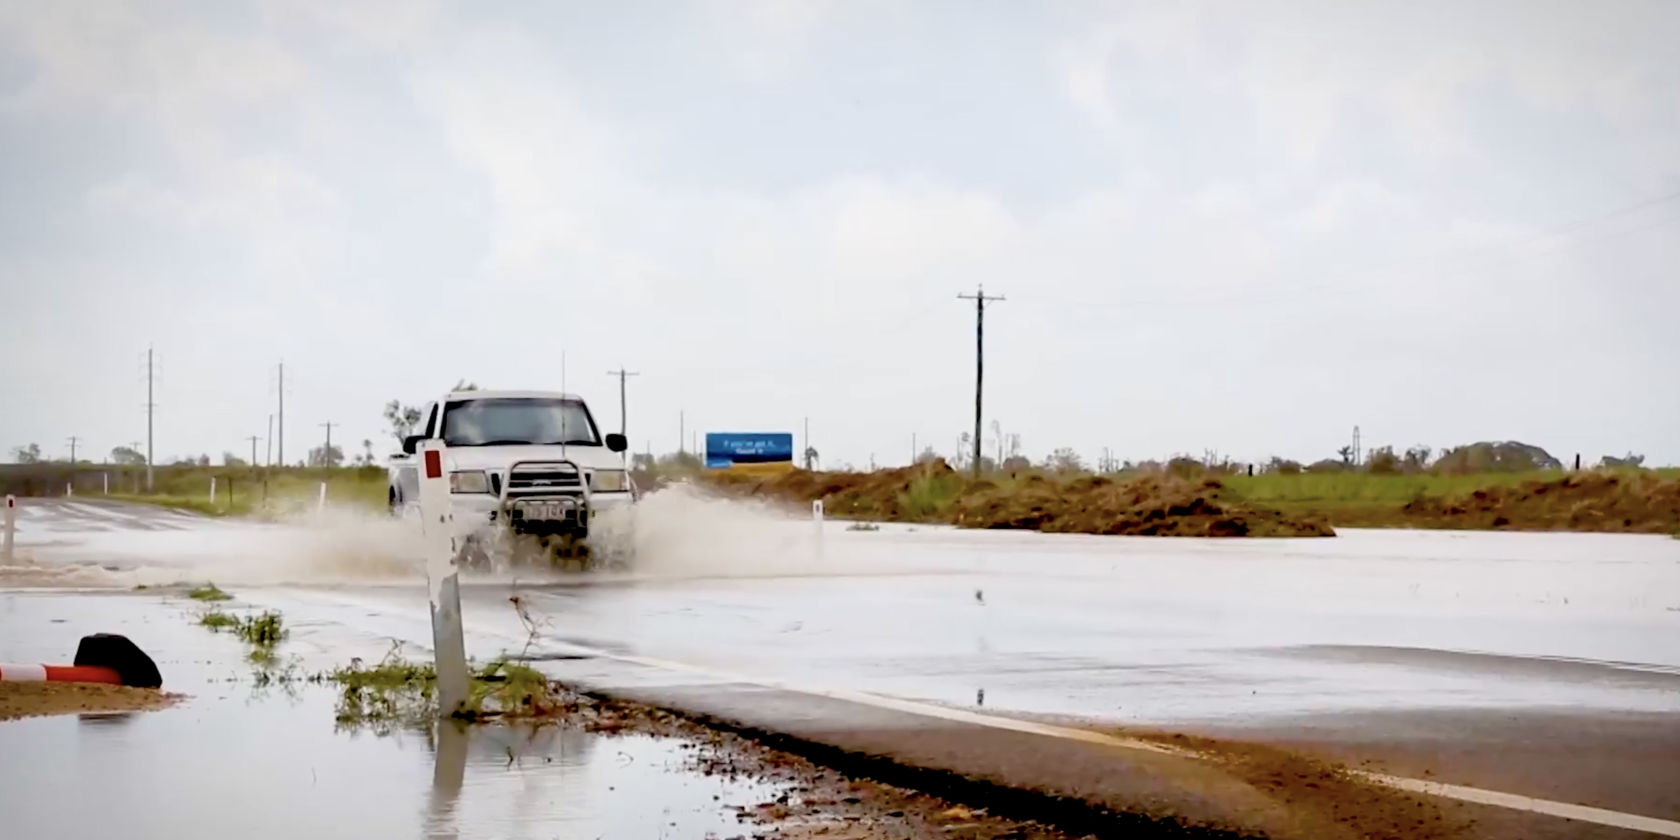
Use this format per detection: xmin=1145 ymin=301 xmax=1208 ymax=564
xmin=0 ymin=593 xmax=790 ymax=839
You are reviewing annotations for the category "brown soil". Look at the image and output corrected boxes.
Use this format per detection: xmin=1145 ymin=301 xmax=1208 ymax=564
xmin=0 ymin=682 xmax=181 ymax=721
xmin=709 ymin=461 xmax=1335 ymax=538
xmin=1128 ymin=730 xmax=1470 ymax=840
xmin=1396 ymin=472 xmax=1680 ymax=533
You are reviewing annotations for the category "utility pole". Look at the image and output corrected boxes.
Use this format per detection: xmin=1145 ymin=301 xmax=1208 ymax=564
xmin=679 ymin=410 xmax=685 ymax=455
xmin=265 ymin=414 xmax=273 ymax=466
xmin=145 ymin=345 xmax=156 ymax=492
xmin=606 ymin=368 xmax=639 ymax=436
xmin=1351 ymin=425 xmax=1362 ymax=467
xmin=276 ymin=362 xmax=285 ymax=467
xmin=67 ymin=436 xmax=79 ymax=464
xmin=320 ymin=421 xmax=336 ymax=467
xmin=957 ymin=285 xmax=1005 ymax=478
xmin=804 ymin=417 xmax=812 ymax=470
xmin=247 ymin=435 xmax=260 ymax=467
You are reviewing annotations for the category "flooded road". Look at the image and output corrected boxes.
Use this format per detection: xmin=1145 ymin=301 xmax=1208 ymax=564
xmin=6 ymin=497 xmax=1680 ymax=838
xmin=0 ymin=592 xmax=792 ymax=840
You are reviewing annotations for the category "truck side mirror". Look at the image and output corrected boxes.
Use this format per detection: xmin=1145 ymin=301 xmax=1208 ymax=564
xmin=605 ymin=433 xmax=628 ymax=453
xmin=402 ymin=434 xmax=426 ymax=455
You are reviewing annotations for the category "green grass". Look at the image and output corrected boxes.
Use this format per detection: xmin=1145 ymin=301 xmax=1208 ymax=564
xmin=198 ymin=609 xmax=238 ymax=630
xmin=187 ymin=583 xmax=232 ymax=602
xmin=235 ymin=611 xmax=287 ymax=647
xmin=896 ymin=470 xmax=965 ymax=520
xmin=99 ymin=466 xmax=387 ymax=518
xmin=197 ymin=608 xmax=286 ymax=647
xmin=327 ymin=655 xmax=565 ymax=731
xmin=1223 ymin=471 xmax=1558 ymax=507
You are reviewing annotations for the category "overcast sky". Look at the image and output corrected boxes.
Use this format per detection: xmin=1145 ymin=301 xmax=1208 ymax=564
xmin=3 ymin=0 xmax=1677 ymax=469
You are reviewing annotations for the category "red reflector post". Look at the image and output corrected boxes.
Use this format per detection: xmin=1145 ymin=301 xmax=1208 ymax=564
xmin=424 ymin=448 xmax=442 ymax=479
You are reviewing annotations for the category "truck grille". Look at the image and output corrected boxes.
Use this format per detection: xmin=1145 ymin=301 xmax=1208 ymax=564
xmin=503 ymin=463 xmax=584 ymax=499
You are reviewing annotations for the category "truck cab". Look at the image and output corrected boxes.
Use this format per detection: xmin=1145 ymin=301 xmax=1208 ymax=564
xmin=387 ymin=389 xmax=635 ymax=567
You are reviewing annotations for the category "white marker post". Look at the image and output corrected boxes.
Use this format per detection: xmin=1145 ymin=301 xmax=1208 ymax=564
xmin=3 ymin=495 xmax=15 ymax=565
xmin=209 ymin=476 xmax=217 ymax=506
xmin=65 ymin=482 xmax=73 ymax=498
xmin=102 ymin=473 xmax=109 ymax=495
xmin=812 ymin=499 xmax=824 ymax=563
xmin=417 ymin=440 xmax=469 ymax=718
xmin=317 ymin=481 xmax=328 ymax=514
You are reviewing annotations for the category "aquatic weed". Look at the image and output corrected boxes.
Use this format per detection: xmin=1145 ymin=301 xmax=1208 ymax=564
xmin=187 ymin=583 xmax=232 ymax=602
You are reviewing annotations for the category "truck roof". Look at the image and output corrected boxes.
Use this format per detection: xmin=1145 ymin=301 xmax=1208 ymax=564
xmin=441 ymin=389 xmax=587 ymax=402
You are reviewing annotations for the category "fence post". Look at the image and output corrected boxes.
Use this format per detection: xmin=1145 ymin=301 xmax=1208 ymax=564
xmin=812 ymin=499 xmax=824 ymax=563
xmin=418 ymin=441 xmax=468 ymax=717
xmin=3 ymin=495 xmax=15 ymax=564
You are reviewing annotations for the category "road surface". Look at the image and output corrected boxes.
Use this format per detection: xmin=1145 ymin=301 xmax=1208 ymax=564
xmin=5 ymin=496 xmax=1678 ymax=838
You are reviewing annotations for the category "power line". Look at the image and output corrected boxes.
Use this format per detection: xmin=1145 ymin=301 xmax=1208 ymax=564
xmin=276 ymin=362 xmax=285 ymax=467
xmin=957 ymin=284 xmax=1005 ymax=478
xmin=320 ymin=421 xmax=336 ymax=466
xmin=145 ymin=346 xmax=155 ymax=492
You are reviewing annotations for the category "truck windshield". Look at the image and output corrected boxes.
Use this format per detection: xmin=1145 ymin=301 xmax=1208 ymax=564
xmin=440 ymin=398 xmax=599 ymax=447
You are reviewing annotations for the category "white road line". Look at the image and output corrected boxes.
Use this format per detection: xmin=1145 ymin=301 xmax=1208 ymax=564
xmin=278 ymin=590 xmax=1680 ymax=838
xmin=526 ymin=630 xmax=1680 ymax=837
xmin=1355 ymin=773 xmax=1680 ymax=838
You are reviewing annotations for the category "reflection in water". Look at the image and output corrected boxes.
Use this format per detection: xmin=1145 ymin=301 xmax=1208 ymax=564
xmin=427 ymin=720 xmax=468 ymax=840
xmin=77 ymin=711 xmax=136 ymax=726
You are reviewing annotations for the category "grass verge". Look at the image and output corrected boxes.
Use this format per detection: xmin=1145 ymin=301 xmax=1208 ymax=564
xmin=187 ymin=583 xmax=231 ymax=602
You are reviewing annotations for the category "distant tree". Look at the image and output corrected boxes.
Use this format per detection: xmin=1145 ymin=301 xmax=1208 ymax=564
xmin=1366 ymin=446 xmax=1400 ymax=475
xmin=1402 ymin=445 xmax=1433 ymax=472
xmin=1165 ymin=456 xmax=1203 ymax=479
xmin=361 ymin=439 xmax=374 ymax=464
xmin=1435 ymin=441 xmax=1560 ymax=474
xmin=1000 ymin=455 xmax=1032 ymax=473
xmin=1044 ymin=447 xmax=1086 ymax=476
xmin=109 ymin=446 xmax=146 ymax=466
xmin=307 ymin=444 xmax=345 ymax=467
xmin=1306 ymin=458 xmax=1347 ymax=473
xmin=452 ymin=379 xmax=479 ymax=391
xmin=222 ymin=452 xmax=248 ymax=467
xmin=1599 ymin=452 xmax=1646 ymax=469
xmin=11 ymin=443 xmax=42 ymax=463
xmin=914 ymin=446 xmax=942 ymax=464
xmin=1267 ymin=457 xmax=1303 ymax=475
xmin=1336 ymin=445 xmax=1355 ymax=465
xmin=383 ymin=400 xmax=423 ymax=444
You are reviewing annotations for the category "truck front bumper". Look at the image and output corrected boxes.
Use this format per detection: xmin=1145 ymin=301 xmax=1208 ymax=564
xmin=447 ymin=490 xmax=634 ymax=541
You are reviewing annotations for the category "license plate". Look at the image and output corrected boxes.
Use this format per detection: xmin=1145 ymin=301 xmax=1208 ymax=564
xmin=515 ymin=500 xmax=574 ymax=520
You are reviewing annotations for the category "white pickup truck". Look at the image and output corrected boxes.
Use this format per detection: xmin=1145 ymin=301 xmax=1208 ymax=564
xmin=387 ymin=389 xmax=636 ymax=569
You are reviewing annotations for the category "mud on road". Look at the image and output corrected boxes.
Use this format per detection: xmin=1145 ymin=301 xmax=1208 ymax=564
xmin=0 ymin=682 xmax=180 ymax=721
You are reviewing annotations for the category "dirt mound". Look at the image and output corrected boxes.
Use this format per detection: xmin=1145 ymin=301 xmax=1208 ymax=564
xmin=1400 ymin=471 xmax=1680 ymax=532
xmin=949 ymin=474 xmax=1333 ymax=537
xmin=708 ymin=463 xmax=1333 ymax=538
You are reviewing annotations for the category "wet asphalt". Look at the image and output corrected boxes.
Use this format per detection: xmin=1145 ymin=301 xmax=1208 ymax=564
xmin=5 ymin=497 xmax=1679 ymax=838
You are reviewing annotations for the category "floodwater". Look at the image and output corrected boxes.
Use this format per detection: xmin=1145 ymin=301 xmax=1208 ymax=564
xmin=0 ymin=592 xmax=787 ymax=840
xmin=7 ymin=495 xmax=1680 ymax=726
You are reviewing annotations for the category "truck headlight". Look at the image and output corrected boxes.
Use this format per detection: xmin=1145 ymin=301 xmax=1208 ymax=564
xmin=590 ymin=470 xmax=627 ymax=492
xmin=449 ymin=470 xmax=490 ymax=494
